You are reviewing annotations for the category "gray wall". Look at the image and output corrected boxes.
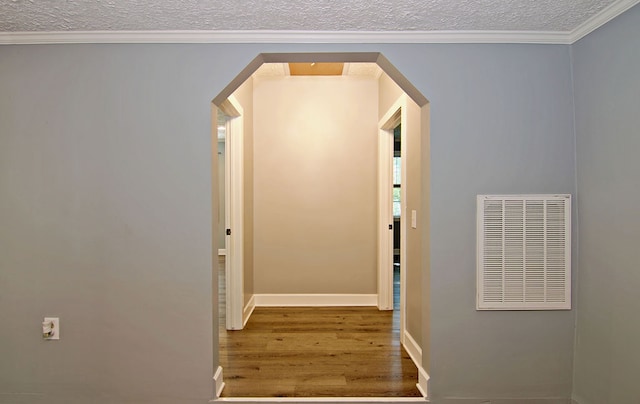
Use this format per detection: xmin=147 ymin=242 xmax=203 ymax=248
xmin=410 ymin=43 xmax=577 ymax=402
xmin=0 ymin=44 xmax=217 ymax=403
xmin=0 ymin=42 xmax=577 ymax=402
xmin=571 ymin=4 xmax=640 ymax=404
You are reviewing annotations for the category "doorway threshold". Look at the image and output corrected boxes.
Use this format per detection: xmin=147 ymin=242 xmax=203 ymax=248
xmin=214 ymin=398 xmax=428 ymax=403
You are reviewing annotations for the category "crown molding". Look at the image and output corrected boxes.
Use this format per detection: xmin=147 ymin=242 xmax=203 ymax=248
xmin=0 ymin=29 xmax=573 ymax=45
xmin=569 ymin=0 xmax=640 ymax=43
xmin=0 ymin=0 xmax=637 ymax=46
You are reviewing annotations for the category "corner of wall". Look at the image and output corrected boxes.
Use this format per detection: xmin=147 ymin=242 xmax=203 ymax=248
xmin=242 ymin=294 xmax=256 ymax=327
xmin=567 ymin=40 xmax=582 ymax=404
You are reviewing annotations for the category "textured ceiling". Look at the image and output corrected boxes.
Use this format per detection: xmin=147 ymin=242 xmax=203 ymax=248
xmin=0 ymin=0 xmax=619 ymax=32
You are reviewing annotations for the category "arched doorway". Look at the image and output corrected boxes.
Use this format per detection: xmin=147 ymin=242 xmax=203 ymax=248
xmin=211 ymin=52 xmax=431 ymax=399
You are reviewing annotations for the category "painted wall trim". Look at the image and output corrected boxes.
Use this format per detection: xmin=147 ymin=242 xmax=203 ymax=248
xmin=377 ymin=111 xmax=395 ymax=311
xmin=242 ymin=295 xmax=256 ymax=327
xmin=2 ymin=29 xmax=589 ymax=45
xmin=222 ymin=95 xmax=245 ymax=331
xmin=213 ymin=366 xmax=225 ymax=398
xmin=3 ymin=0 xmax=638 ymax=45
xmin=417 ymin=367 xmax=430 ymax=399
xmin=0 ymin=29 xmax=571 ymax=45
xmin=403 ymin=330 xmax=423 ymax=369
xmin=253 ymin=294 xmax=378 ymax=307
xmin=569 ymin=0 xmax=640 ymax=42
xmin=218 ymin=249 xmax=226 ymax=256
xmin=403 ymin=330 xmax=428 ymax=399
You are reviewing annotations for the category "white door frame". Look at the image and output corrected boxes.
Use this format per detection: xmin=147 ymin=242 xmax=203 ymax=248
xmin=378 ymin=95 xmax=408 ymax=343
xmin=377 ymin=121 xmax=394 ymax=311
xmin=219 ymin=96 xmax=244 ymax=331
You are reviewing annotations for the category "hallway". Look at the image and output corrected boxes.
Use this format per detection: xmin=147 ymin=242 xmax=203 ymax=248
xmin=218 ymin=264 xmax=420 ymax=397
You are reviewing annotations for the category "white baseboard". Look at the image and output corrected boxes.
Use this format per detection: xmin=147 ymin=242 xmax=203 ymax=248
xmin=243 ymin=295 xmax=256 ymax=327
xmin=417 ymin=366 xmax=430 ymax=398
xmin=403 ymin=330 xmax=423 ymax=368
xmin=253 ymin=294 xmax=378 ymax=307
xmin=403 ymin=330 xmax=428 ymax=399
xmin=213 ymin=366 xmax=225 ymax=398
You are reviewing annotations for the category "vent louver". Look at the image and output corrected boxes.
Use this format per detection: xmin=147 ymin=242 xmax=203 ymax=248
xmin=477 ymin=195 xmax=571 ymax=310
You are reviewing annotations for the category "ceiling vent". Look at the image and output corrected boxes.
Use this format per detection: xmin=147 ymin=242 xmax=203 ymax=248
xmin=477 ymin=194 xmax=571 ymax=310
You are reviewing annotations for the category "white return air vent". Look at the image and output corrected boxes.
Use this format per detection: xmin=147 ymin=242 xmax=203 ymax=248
xmin=477 ymin=195 xmax=571 ymax=310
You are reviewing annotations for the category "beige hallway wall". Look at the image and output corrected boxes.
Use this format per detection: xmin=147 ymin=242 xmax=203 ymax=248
xmin=217 ymin=141 xmax=225 ymax=251
xmin=231 ymin=77 xmax=255 ymax=305
xmin=253 ymin=75 xmax=378 ymax=294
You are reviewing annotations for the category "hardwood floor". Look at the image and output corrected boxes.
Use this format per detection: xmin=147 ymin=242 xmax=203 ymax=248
xmin=218 ymin=265 xmax=420 ymax=397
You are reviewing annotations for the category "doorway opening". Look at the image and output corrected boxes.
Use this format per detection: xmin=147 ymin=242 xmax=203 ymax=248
xmin=217 ymin=96 xmax=245 ymax=331
xmin=211 ymin=52 xmax=431 ymax=400
xmin=393 ymin=124 xmax=402 ymax=312
xmin=217 ymin=109 xmax=227 ymax=334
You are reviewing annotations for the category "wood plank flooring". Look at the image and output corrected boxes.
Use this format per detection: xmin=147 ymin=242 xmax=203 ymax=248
xmin=218 ymin=266 xmax=420 ymax=397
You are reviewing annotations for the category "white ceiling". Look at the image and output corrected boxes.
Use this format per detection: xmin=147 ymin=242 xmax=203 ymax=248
xmin=0 ymin=0 xmax=627 ymax=32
